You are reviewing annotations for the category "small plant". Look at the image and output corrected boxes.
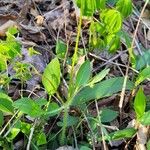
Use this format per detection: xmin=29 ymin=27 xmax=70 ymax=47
xmin=0 ymin=0 xmax=150 ymax=149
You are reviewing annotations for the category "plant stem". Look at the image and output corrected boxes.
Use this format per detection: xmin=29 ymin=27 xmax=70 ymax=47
xmin=26 ymin=119 xmax=37 ymax=150
xmin=61 ymin=12 xmax=82 ymax=145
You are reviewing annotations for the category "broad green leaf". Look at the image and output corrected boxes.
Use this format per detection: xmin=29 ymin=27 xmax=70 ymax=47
xmin=0 ymin=92 xmax=12 ymax=102
xmin=56 ymin=40 xmax=67 ymax=59
xmin=135 ymin=67 xmax=150 ymax=86
xmin=21 ymin=122 xmax=31 ymax=134
xmin=96 ymin=0 xmax=106 ymax=9
xmin=72 ymin=77 xmax=134 ymax=106
xmin=88 ymin=68 xmax=110 ymax=86
xmin=45 ymin=102 xmax=60 ymax=117
xmin=36 ymin=98 xmax=47 ymax=107
xmin=116 ymin=0 xmax=132 ymax=18
xmin=57 ymin=115 xmax=79 ymax=127
xmin=42 ymin=58 xmax=61 ymax=95
xmin=134 ymin=87 xmax=146 ymax=119
xmin=13 ymin=98 xmax=44 ymax=117
xmin=76 ymin=0 xmax=95 ymax=16
xmin=76 ymin=60 xmax=91 ymax=88
xmin=105 ymin=34 xmax=120 ymax=52
xmin=0 ymin=111 xmax=4 ymax=127
xmin=109 ymin=128 xmax=136 ymax=140
xmin=7 ymin=27 xmax=18 ymax=35
xmin=0 ymin=92 xmax=13 ymax=114
xmin=140 ymin=110 xmax=150 ymax=125
xmin=101 ymin=9 xmax=122 ymax=33
xmin=36 ymin=132 xmax=47 ymax=146
xmin=107 ymin=0 xmax=118 ymax=6
xmin=7 ymin=128 xmax=20 ymax=141
xmin=80 ymin=146 xmax=92 ymax=150
xmin=135 ymin=49 xmax=150 ymax=70
xmin=7 ymin=121 xmax=21 ymax=141
xmin=76 ymin=0 xmax=106 ymax=16
xmin=101 ymin=108 xmax=118 ymax=123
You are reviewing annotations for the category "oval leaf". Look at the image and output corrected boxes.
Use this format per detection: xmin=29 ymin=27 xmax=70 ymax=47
xmin=101 ymin=9 xmax=122 ymax=33
xmin=109 ymin=128 xmax=136 ymax=140
xmin=42 ymin=58 xmax=61 ymax=95
xmin=140 ymin=110 xmax=150 ymax=125
xmin=135 ymin=66 xmax=150 ymax=86
xmin=88 ymin=68 xmax=110 ymax=86
xmin=116 ymin=0 xmax=132 ymax=18
xmin=76 ymin=60 xmax=91 ymax=89
xmin=72 ymin=77 xmax=134 ymax=106
xmin=0 ymin=92 xmax=13 ymax=114
xmin=13 ymin=98 xmax=44 ymax=117
xmin=134 ymin=87 xmax=146 ymax=119
xmin=101 ymin=108 xmax=118 ymax=123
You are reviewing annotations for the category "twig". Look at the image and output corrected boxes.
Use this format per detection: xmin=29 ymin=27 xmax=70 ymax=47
xmin=119 ymin=0 xmax=149 ymax=120
xmin=26 ymin=119 xmax=37 ymax=150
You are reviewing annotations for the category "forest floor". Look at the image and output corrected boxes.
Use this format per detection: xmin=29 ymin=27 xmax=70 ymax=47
xmin=0 ymin=0 xmax=150 ymax=150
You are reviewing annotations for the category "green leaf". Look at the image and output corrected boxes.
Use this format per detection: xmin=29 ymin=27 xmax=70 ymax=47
xmin=56 ymin=40 xmax=67 ymax=59
xmin=7 ymin=128 xmax=20 ymax=141
xmin=76 ymin=60 xmax=91 ymax=88
xmin=80 ymin=146 xmax=92 ymax=150
xmin=7 ymin=27 xmax=18 ymax=35
xmin=105 ymin=34 xmax=120 ymax=52
xmin=135 ymin=67 xmax=150 ymax=86
xmin=107 ymin=0 xmax=118 ymax=6
xmin=36 ymin=132 xmax=47 ymax=146
xmin=76 ymin=0 xmax=106 ymax=16
xmin=101 ymin=108 xmax=118 ymax=123
xmin=28 ymin=47 xmax=41 ymax=56
xmin=116 ymin=0 xmax=132 ymax=18
xmin=134 ymin=87 xmax=146 ymax=119
xmin=13 ymin=98 xmax=44 ymax=117
xmin=36 ymin=98 xmax=47 ymax=107
xmin=135 ymin=49 xmax=150 ymax=70
xmin=45 ymin=102 xmax=60 ymax=117
xmin=88 ymin=68 xmax=110 ymax=86
xmin=0 ymin=92 xmax=14 ymax=114
xmin=96 ymin=0 xmax=106 ymax=9
xmin=109 ymin=128 xmax=136 ymax=140
xmin=42 ymin=58 xmax=61 ymax=95
xmin=147 ymin=139 xmax=150 ymax=150
xmin=0 ymin=54 xmax=7 ymax=71
xmin=72 ymin=77 xmax=134 ymax=106
xmin=0 ymin=111 xmax=4 ymax=127
xmin=140 ymin=110 xmax=150 ymax=125
xmin=57 ymin=115 xmax=79 ymax=127
xmin=101 ymin=9 xmax=122 ymax=33
xmin=21 ymin=122 xmax=31 ymax=134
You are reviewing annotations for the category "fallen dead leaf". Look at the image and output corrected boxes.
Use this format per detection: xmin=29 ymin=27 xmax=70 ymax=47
xmin=147 ymin=30 xmax=150 ymax=41
xmin=36 ymin=15 xmax=44 ymax=26
xmin=0 ymin=20 xmax=17 ymax=36
xmin=19 ymin=23 xmax=46 ymax=42
xmin=136 ymin=124 xmax=149 ymax=150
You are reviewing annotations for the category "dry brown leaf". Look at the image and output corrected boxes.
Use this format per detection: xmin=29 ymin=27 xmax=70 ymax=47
xmin=36 ymin=15 xmax=44 ymax=26
xmin=136 ymin=124 xmax=149 ymax=150
xmin=147 ymin=30 xmax=150 ymax=41
xmin=30 ymin=8 xmax=39 ymax=17
xmin=0 ymin=20 xmax=17 ymax=37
